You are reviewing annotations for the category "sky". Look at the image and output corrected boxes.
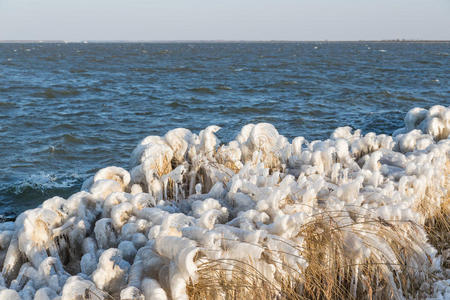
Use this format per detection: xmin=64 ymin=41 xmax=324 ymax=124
xmin=0 ymin=0 xmax=449 ymax=41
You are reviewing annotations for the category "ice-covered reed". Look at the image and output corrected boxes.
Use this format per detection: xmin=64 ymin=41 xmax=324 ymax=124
xmin=0 ymin=105 xmax=448 ymax=299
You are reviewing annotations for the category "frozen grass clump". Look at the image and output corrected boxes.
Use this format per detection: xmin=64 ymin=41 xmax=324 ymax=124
xmin=0 ymin=105 xmax=449 ymax=299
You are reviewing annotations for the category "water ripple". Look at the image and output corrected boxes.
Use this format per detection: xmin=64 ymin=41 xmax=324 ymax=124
xmin=0 ymin=41 xmax=448 ymax=214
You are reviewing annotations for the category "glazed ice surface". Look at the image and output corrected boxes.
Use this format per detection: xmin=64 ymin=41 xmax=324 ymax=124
xmin=0 ymin=105 xmax=449 ymax=299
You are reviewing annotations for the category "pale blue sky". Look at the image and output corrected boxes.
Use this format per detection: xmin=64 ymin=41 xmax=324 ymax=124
xmin=1 ymin=0 xmax=449 ymax=41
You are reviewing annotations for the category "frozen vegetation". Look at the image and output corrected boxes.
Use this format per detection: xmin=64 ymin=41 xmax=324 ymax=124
xmin=0 ymin=105 xmax=449 ymax=299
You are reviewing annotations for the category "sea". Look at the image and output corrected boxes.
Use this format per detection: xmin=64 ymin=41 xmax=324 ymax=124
xmin=0 ymin=42 xmax=449 ymax=218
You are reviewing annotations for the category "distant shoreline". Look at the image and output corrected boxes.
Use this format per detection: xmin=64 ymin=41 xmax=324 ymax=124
xmin=1 ymin=40 xmax=449 ymax=44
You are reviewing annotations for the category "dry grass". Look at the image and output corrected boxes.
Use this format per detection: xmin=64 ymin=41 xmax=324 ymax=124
xmin=187 ymin=259 xmax=291 ymax=300
xmin=187 ymin=211 xmax=441 ymax=300
xmin=185 ymin=157 xmax=450 ymax=300
xmin=298 ymin=213 xmax=429 ymax=300
xmin=424 ymin=160 xmax=450 ymax=262
xmin=424 ymin=197 xmax=450 ymax=256
xmin=156 ymin=155 xmax=172 ymax=177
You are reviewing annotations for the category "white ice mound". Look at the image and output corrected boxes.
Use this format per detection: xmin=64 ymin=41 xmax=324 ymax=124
xmin=394 ymin=105 xmax=450 ymax=141
xmin=0 ymin=105 xmax=449 ymax=299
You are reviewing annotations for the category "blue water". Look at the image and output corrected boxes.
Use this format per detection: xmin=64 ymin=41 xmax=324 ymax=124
xmin=0 ymin=42 xmax=449 ymax=218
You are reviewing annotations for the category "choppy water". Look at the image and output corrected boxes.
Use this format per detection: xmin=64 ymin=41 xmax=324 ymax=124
xmin=0 ymin=42 xmax=449 ymax=218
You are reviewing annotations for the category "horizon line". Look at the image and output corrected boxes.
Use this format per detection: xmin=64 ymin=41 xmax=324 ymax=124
xmin=1 ymin=39 xmax=450 ymax=44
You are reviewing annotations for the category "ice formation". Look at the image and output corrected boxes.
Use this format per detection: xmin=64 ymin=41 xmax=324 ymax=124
xmin=0 ymin=105 xmax=449 ymax=299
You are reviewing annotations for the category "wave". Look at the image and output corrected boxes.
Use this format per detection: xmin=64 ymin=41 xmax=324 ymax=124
xmin=265 ymin=80 xmax=298 ymax=88
xmin=55 ymin=110 xmax=87 ymax=117
xmin=223 ymin=106 xmax=273 ymax=115
xmin=61 ymin=133 xmax=84 ymax=144
xmin=167 ymin=101 xmax=189 ymax=109
xmin=51 ymin=123 xmax=79 ymax=130
xmin=396 ymin=94 xmax=426 ymax=102
xmin=135 ymin=111 xmax=154 ymax=116
xmin=154 ymin=49 xmax=170 ymax=55
xmin=248 ymin=67 xmax=267 ymax=72
xmin=241 ymin=87 xmax=268 ymax=94
xmin=0 ymin=172 xmax=82 ymax=195
xmin=0 ymin=101 xmax=16 ymax=108
xmin=69 ymin=68 xmax=88 ymax=74
xmin=30 ymin=87 xmax=81 ymax=98
xmin=0 ymin=172 xmax=84 ymax=219
xmin=187 ymin=87 xmax=216 ymax=94
xmin=1 ymin=59 xmax=16 ymax=66
xmin=130 ymin=67 xmax=156 ymax=73
xmin=215 ymin=85 xmax=232 ymax=91
xmin=170 ymin=66 xmax=204 ymax=73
